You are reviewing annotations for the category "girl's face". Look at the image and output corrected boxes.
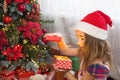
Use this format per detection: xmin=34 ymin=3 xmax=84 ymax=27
xmin=75 ymin=30 xmax=85 ymax=48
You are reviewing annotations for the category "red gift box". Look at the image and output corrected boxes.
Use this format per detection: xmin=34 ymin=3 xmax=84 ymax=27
xmin=16 ymin=70 xmax=41 ymax=79
xmin=0 ymin=70 xmax=16 ymax=80
xmin=15 ymin=67 xmax=41 ymax=79
xmin=53 ymin=55 xmax=72 ymax=70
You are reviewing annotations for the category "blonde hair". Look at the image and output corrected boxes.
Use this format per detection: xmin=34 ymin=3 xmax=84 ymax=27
xmin=79 ymin=33 xmax=112 ymax=70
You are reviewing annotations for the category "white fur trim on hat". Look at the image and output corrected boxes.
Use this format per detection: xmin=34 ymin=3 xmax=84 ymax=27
xmin=74 ymin=22 xmax=108 ymax=40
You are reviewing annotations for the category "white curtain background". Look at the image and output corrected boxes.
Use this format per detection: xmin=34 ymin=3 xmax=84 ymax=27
xmin=38 ymin=0 xmax=120 ymax=79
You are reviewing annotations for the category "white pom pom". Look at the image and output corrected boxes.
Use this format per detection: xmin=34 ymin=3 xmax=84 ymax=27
xmin=30 ymin=74 xmax=46 ymax=80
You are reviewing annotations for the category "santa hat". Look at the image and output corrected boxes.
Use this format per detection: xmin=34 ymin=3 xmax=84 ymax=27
xmin=75 ymin=10 xmax=112 ymax=40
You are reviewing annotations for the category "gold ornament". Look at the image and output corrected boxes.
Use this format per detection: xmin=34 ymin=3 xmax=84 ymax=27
xmin=43 ymin=47 xmax=46 ymax=50
xmin=32 ymin=59 xmax=39 ymax=68
xmin=2 ymin=27 xmax=8 ymax=32
xmin=31 ymin=45 xmax=38 ymax=51
xmin=23 ymin=39 xmax=28 ymax=44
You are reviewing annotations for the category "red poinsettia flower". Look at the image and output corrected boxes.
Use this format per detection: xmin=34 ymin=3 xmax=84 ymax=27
xmin=2 ymin=44 xmax=24 ymax=61
xmin=0 ymin=30 xmax=8 ymax=51
xmin=18 ymin=21 xmax=43 ymax=44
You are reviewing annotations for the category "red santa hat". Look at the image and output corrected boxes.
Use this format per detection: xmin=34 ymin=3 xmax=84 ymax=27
xmin=75 ymin=10 xmax=112 ymax=40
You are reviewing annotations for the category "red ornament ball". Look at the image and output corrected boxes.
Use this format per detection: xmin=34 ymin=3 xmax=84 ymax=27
xmin=17 ymin=3 xmax=26 ymax=12
xmin=42 ymin=29 xmax=47 ymax=33
xmin=3 ymin=15 xmax=12 ymax=24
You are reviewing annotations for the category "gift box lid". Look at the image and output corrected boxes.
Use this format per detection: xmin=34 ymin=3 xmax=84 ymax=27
xmin=54 ymin=55 xmax=72 ymax=61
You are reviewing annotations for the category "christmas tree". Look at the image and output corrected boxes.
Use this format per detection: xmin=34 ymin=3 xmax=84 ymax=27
xmin=0 ymin=0 xmax=53 ymax=74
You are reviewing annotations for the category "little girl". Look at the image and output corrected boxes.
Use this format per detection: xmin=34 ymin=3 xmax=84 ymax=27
xmin=45 ymin=10 xmax=113 ymax=80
